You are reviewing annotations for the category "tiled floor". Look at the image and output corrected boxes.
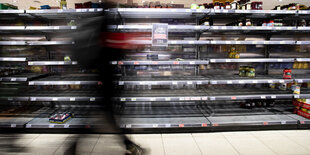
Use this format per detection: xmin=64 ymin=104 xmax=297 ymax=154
xmin=1 ymin=130 xmax=310 ymax=155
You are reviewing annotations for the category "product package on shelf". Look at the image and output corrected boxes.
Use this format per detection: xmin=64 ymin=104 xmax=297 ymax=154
xmin=49 ymin=112 xmax=74 ymax=124
xmin=294 ymin=99 xmax=310 ymax=119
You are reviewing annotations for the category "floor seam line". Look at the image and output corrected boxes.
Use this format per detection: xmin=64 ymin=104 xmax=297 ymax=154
xmin=191 ymin=133 xmax=203 ymax=155
xmin=52 ymin=134 xmax=71 ymax=155
xmin=90 ymin=135 xmax=100 ymax=154
xmin=280 ymin=131 xmax=310 ymax=152
xmin=222 ymin=133 xmax=242 ymax=155
xmin=161 ymin=134 xmax=167 ymax=155
xmin=251 ymin=133 xmax=279 ymax=155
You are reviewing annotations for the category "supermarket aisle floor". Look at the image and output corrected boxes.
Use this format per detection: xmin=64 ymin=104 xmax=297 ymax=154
xmin=2 ymin=130 xmax=310 ymax=155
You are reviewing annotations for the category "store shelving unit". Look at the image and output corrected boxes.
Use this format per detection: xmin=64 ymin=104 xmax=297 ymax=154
xmin=1 ymin=8 xmax=310 ymax=132
xmin=0 ymin=9 xmax=104 ymax=131
xmin=107 ymin=8 xmax=310 ymax=131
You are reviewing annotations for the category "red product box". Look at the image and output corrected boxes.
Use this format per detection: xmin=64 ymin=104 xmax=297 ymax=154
xmin=293 ymin=100 xmax=310 ymax=111
xmin=297 ymin=110 xmax=310 ymax=119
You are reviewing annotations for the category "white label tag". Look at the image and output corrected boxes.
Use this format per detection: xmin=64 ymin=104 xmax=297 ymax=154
xmin=11 ymin=124 xmax=16 ymax=128
xmin=187 ymin=81 xmax=193 ymax=85
xmin=280 ymin=41 xmax=285 ymax=44
xmin=131 ymin=98 xmax=136 ymax=101
xmin=277 ymin=59 xmax=283 ymax=62
xmin=30 ymin=97 xmax=36 ymax=101
xmin=252 ymin=80 xmax=258 ymax=83
xmin=271 ymin=95 xmax=276 ymax=99
xmin=211 ymin=81 xmax=217 ymax=84
xmin=236 ymin=41 xmax=241 ymax=44
xmin=226 ymin=41 xmax=231 ymax=44
xmin=150 ymin=98 xmax=156 ymax=101
xmin=119 ymin=81 xmax=124 ymax=85
xmin=261 ymin=96 xmax=266 ymax=99
xmin=238 ymin=81 xmax=244 ymax=84
xmin=189 ymin=61 xmax=195 ymax=64
xmin=126 ymin=124 xmax=132 ymax=128
xmin=11 ymin=78 xmax=16 ymax=81
xmin=294 ymin=95 xmax=300 ymax=98
xmin=189 ymin=41 xmax=195 ymax=44
xmin=52 ymin=98 xmax=58 ymax=101
xmin=171 ymin=41 xmax=177 ymax=44
xmin=201 ymin=97 xmax=208 ymax=100
xmin=89 ymin=8 xmax=95 ymax=12
xmin=281 ymin=121 xmax=286 ymax=124
xmin=210 ymin=97 xmax=215 ymax=100
xmin=227 ymin=81 xmax=233 ymax=84
xmin=213 ymin=26 xmax=219 ymax=29
xmin=165 ymin=97 xmax=171 ymax=101
xmin=26 ymin=124 xmax=31 ymax=128
xmin=297 ymin=80 xmax=303 ymax=83
xmin=90 ymin=98 xmax=95 ymax=101
xmin=165 ymin=124 xmax=171 ymax=127
xmin=153 ymin=124 xmax=158 ymax=127
xmin=226 ymin=59 xmax=231 ymax=62
xmin=74 ymin=81 xmax=81 ymax=85
xmin=279 ymin=80 xmax=284 ymax=83
xmin=121 ymin=98 xmax=126 ymax=101
xmin=268 ymin=80 xmax=273 ymax=83
xmin=191 ymin=97 xmax=200 ymax=100
xmin=194 ymin=26 xmax=200 ymax=29
xmin=53 ymin=26 xmax=59 ymax=30
xmin=70 ymin=98 xmax=75 ymax=101
xmin=49 ymin=124 xmax=54 ymax=128
xmin=172 ymin=82 xmax=178 ymax=85
xmin=64 ymin=124 xmax=69 ymax=128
